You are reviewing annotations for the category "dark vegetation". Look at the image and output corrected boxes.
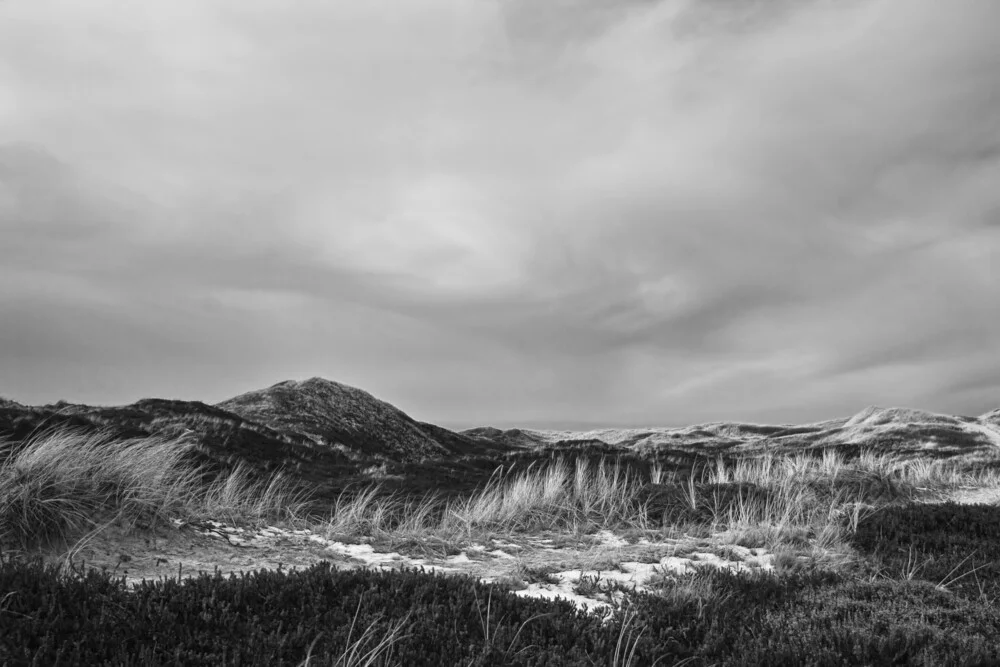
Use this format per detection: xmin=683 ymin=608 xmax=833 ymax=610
xmin=217 ymin=378 xmax=508 ymax=463
xmin=850 ymin=502 xmax=1000 ymax=603
xmin=2 ymin=551 xmax=999 ymax=666
xmin=639 ymin=481 xmax=776 ymax=525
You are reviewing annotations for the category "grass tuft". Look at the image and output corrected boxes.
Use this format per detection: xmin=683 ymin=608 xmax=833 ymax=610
xmin=0 ymin=428 xmax=316 ymax=554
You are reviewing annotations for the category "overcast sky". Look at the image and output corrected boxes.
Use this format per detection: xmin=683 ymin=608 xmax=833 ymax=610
xmin=1 ymin=0 xmax=999 ymax=429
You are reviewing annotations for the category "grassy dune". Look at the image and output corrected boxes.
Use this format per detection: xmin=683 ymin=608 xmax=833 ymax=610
xmin=0 ymin=429 xmax=314 ymax=554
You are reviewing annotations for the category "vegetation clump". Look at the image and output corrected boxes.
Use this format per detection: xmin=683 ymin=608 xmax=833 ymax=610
xmin=0 ymin=429 xmax=314 ymax=553
xmin=851 ymin=501 xmax=1000 ymax=602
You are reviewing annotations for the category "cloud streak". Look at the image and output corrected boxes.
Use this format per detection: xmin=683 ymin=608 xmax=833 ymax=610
xmin=1 ymin=0 xmax=998 ymax=427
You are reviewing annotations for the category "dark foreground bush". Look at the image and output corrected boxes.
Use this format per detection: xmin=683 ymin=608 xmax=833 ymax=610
xmin=850 ymin=502 xmax=1000 ymax=602
xmin=806 ymin=468 xmax=905 ymax=504
xmin=631 ymin=568 xmax=1000 ymax=666
xmin=2 ymin=552 xmax=999 ymax=666
xmin=1 ymin=555 xmax=621 ymax=666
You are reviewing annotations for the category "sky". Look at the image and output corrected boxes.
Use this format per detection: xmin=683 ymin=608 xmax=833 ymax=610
xmin=1 ymin=0 xmax=999 ymax=430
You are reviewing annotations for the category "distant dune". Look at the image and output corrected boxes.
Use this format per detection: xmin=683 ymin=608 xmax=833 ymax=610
xmin=217 ymin=377 xmax=503 ymax=462
xmin=467 ymin=404 xmax=1000 ymax=458
xmin=2 ymin=380 xmax=998 ymax=476
xmin=980 ymin=408 xmax=1000 ymax=426
xmin=0 ymin=397 xmax=24 ymax=410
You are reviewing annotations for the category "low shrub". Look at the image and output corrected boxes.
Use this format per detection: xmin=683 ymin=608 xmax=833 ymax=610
xmin=850 ymin=502 xmax=1000 ymax=602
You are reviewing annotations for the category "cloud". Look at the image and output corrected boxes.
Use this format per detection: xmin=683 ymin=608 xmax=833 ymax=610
xmin=1 ymin=0 xmax=999 ymax=426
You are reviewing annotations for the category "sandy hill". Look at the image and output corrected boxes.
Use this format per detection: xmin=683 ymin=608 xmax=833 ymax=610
xmin=0 ymin=395 xmax=359 ymax=498
xmin=980 ymin=408 xmax=1000 ymax=427
xmin=0 ymin=397 xmax=23 ymax=410
xmin=491 ymin=405 xmax=1000 ymax=458
xmin=461 ymin=426 xmax=550 ymax=450
xmin=216 ymin=377 xmax=504 ymax=463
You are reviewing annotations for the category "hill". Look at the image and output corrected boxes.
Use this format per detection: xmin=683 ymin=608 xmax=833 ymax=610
xmin=0 ymin=396 xmax=361 ymax=499
xmin=2 ymin=378 xmax=997 ymax=501
xmin=216 ymin=377 xmax=506 ymax=462
xmin=496 ymin=405 xmax=1000 ymax=459
xmin=0 ymin=379 xmax=512 ymax=502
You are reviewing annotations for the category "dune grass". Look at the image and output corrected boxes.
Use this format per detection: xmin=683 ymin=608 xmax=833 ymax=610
xmin=298 ymin=597 xmax=413 ymax=667
xmin=315 ymin=447 xmax=1000 ymax=565
xmin=0 ymin=428 xmax=315 ymax=554
xmin=317 ymin=457 xmax=652 ymax=555
xmin=4 ymin=427 xmax=999 ymax=574
xmin=654 ymin=448 xmax=1000 ymax=558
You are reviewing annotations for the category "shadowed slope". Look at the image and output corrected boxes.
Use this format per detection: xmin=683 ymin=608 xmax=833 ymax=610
xmin=216 ymin=377 xmax=503 ymax=463
xmin=0 ymin=398 xmax=354 ymax=504
xmin=0 ymin=397 xmax=24 ymax=410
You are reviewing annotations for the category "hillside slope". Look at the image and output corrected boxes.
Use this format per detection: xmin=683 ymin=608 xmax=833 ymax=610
xmin=0 ymin=397 xmax=354 ymax=493
xmin=3 ymin=378 xmax=996 ymax=498
xmin=491 ymin=405 xmax=1000 ymax=458
xmin=216 ymin=377 xmax=504 ymax=463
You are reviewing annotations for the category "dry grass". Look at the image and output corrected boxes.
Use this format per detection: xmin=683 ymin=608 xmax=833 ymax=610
xmin=5 ymin=428 xmax=999 ymax=588
xmin=298 ymin=598 xmax=412 ymax=667
xmin=316 ymin=458 xmax=650 ymax=549
xmin=444 ymin=458 xmax=649 ymax=534
xmin=652 ymin=449 xmax=1000 ymax=559
xmin=308 ymin=448 xmax=1000 ymax=567
xmin=0 ymin=428 xmax=315 ymax=553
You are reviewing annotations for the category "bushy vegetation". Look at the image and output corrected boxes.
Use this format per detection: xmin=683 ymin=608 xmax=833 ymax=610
xmin=632 ymin=567 xmax=1000 ymax=666
xmin=0 ymin=557 xmax=633 ymax=666
xmin=3 ymin=555 xmax=999 ymax=666
xmin=851 ymin=501 xmax=1000 ymax=602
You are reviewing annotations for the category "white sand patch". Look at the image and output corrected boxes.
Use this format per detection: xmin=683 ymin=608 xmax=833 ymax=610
xmin=967 ymin=421 xmax=1000 ymax=449
xmin=491 ymin=540 xmax=522 ymax=549
xmin=720 ymin=545 xmax=753 ymax=560
xmin=318 ymin=541 xmax=446 ymax=570
xmin=594 ymin=530 xmax=628 ymax=548
xmin=947 ymin=486 xmax=1000 ymax=505
xmin=746 ymin=553 xmax=776 ymax=570
xmin=512 ymin=580 xmax=614 ymax=615
xmin=507 ymin=548 xmax=777 ymax=615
